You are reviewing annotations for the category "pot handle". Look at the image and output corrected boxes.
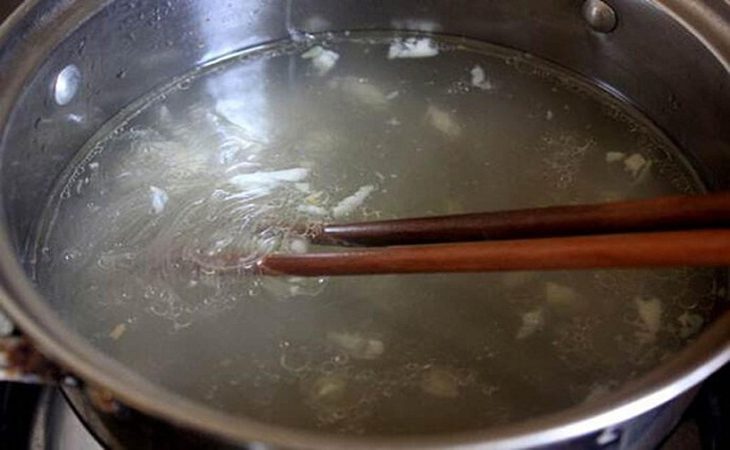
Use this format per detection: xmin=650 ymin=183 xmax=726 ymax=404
xmin=0 ymin=310 xmax=59 ymax=384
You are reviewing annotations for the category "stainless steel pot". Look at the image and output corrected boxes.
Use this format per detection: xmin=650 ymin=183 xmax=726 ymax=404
xmin=0 ymin=0 xmax=729 ymax=448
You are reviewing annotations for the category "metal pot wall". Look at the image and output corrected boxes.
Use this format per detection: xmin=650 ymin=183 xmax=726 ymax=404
xmin=0 ymin=0 xmax=729 ymax=448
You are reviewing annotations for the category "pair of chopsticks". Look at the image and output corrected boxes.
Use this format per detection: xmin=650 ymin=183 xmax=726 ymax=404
xmin=254 ymin=192 xmax=730 ymax=276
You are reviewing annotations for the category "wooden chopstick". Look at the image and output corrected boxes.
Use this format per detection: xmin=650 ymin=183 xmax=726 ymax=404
xmin=307 ymin=192 xmax=730 ymax=246
xmin=259 ymin=229 xmax=730 ymax=276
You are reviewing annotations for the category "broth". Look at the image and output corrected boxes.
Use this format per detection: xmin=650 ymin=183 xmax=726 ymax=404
xmin=30 ymin=33 xmax=723 ymax=434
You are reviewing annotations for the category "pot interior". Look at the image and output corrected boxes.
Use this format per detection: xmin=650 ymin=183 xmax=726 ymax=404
xmin=1 ymin=0 xmax=729 ymax=444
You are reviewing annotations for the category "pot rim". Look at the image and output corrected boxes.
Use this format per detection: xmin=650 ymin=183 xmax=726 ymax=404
xmin=0 ymin=1 xmax=729 ymax=448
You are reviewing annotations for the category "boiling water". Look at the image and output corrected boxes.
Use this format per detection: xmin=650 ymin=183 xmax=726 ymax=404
xmin=32 ymin=34 xmax=724 ymax=435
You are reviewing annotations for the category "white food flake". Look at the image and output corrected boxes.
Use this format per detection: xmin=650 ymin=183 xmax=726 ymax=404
xmin=296 ymin=204 xmax=329 ymax=216
xmin=387 ymin=37 xmax=439 ymax=59
xmin=545 ymin=282 xmax=577 ymax=305
xmin=308 ymin=374 xmax=347 ymax=401
xmin=516 ymin=308 xmax=544 ymax=339
xmin=109 ymin=323 xmax=127 ymax=340
xmin=301 ymin=45 xmax=340 ymax=76
xmin=584 ymin=383 xmax=611 ymax=402
xmin=677 ymin=312 xmax=703 ymax=338
xmin=223 ymin=161 xmax=259 ymax=174
xmin=332 ymin=185 xmax=375 ymax=218
xmin=426 ymin=105 xmax=462 ymax=137
xmin=327 ymin=331 xmax=384 ymax=359
xmin=501 ymin=271 xmax=536 ymax=288
xmin=546 ymin=110 xmax=554 ymax=120
xmin=470 ymin=65 xmax=493 ymax=90
xmin=605 ymin=151 xmax=626 ymax=163
xmin=329 ymin=77 xmax=388 ymax=108
xmin=635 ymin=297 xmax=662 ymax=342
xmin=228 ymin=167 xmax=309 ymax=190
xmin=288 ymin=238 xmax=309 ymax=254
xmin=420 ymin=367 xmax=460 ymax=398
xmin=294 ymin=182 xmax=311 ymax=193
xmin=385 ymin=90 xmax=400 ymax=100
xmin=149 ymin=186 xmax=168 ymax=214
xmin=623 ymin=153 xmax=648 ymax=177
